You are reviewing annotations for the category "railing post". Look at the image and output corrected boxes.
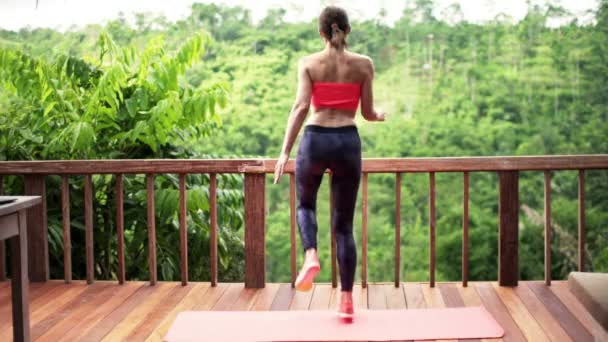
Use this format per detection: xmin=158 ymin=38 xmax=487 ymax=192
xmin=244 ymin=173 xmax=265 ymax=288
xmin=498 ymin=171 xmax=519 ymax=286
xmin=24 ymin=174 xmax=49 ymax=282
xmin=0 ymin=175 xmax=5 ymax=281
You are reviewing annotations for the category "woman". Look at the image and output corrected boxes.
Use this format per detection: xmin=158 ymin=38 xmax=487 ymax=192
xmin=273 ymin=6 xmax=385 ymax=320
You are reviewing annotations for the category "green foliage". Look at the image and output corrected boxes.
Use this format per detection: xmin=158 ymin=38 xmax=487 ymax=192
xmin=1 ymin=1 xmax=607 ymax=283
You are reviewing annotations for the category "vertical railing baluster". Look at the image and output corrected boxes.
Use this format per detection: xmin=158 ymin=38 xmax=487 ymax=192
xmin=544 ymin=171 xmax=552 ymax=285
xmin=24 ymin=175 xmax=49 ymax=282
xmin=0 ymin=175 xmax=5 ymax=281
xmin=210 ymin=173 xmax=218 ymax=287
xmin=578 ymin=170 xmax=585 ymax=272
xmin=179 ymin=174 xmax=188 ymax=286
xmin=463 ymin=172 xmax=469 ymax=287
xmin=84 ymin=174 xmax=94 ymax=284
xmin=146 ymin=174 xmax=157 ymax=286
xmin=362 ymin=172 xmax=368 ymax=289
xmin=289 ymin=173 xmax=297 ymax=288
xmin=61 ymin=176 xmax=71 ymax=283
xmin=395 ymin=173 xmax=401 ymax=288
xmin=429 ymin=172 xmax=436 ymax=288
xmin=330 ymin=173 xmax=337 ymax=288
xmin=244 ymin=173 xmax=266 ymax=288
xmin=116 ymin=174 xmax=125 ymax=284
xmin=498 ymin=171 xmax=519 ymax=286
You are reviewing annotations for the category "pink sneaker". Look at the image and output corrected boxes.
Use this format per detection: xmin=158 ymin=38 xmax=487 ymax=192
xmin=294 ymin=261 xmax=320 ymax=292
xmin=337 ymin=300 xmax=354 ymax=321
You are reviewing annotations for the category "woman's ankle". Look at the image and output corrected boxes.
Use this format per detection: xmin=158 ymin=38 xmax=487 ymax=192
xmin=340 ymin=291 xmax=353 ymax=303
xmin=304 ymin=248 xmax=319 ymax=263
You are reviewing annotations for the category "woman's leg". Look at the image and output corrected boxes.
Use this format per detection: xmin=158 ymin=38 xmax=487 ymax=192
xmin=329 ymin=129 xmax=362 ymax=293
xmin=295 ymin=138 xmax=325 ymax=252
xmin=330 ymin=167 xmax=360 ymax=292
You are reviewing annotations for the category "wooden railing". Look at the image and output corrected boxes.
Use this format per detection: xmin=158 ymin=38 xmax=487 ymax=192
xmin=0 ymin=155 xmax=606 ymax=289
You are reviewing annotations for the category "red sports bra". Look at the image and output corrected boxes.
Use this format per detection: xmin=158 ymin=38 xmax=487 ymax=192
xmin=311 ymin=82 xmax=361 ymax=111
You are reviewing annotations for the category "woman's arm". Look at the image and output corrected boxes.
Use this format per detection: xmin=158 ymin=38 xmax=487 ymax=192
xmin=360 ymin=58 xmax=385 ymax=122
xmin=273 ymin=58 xmax=312 ymax=184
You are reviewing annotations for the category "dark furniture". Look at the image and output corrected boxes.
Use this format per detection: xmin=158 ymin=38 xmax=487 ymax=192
xmin=0 ymin=196 xmax=41 ymax=342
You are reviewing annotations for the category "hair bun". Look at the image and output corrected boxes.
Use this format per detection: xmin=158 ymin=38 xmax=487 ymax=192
xmin=331 ymin=23 xmax=340 ymax=32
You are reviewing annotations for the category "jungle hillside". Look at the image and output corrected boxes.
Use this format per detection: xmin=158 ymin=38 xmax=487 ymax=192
xmin=0 ymin=1 xmax=607 ymax=284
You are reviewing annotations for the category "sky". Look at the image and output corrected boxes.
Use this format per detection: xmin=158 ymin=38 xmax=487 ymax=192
xmin=0 ymin=0 xmax=599 ymax=32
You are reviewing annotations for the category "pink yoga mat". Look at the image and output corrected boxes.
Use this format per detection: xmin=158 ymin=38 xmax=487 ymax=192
xmin=164 ymin=306 xmax=504 ymax=342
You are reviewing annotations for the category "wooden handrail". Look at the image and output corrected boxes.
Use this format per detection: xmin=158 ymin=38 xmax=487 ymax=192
xmin=0 ymin=155 xmax=605 ymax=288
xmin=1 ymin=155 xmax=608 ymax=174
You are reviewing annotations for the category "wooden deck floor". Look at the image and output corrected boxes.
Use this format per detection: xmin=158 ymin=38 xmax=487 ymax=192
xmin=0 ymin=280 xmax=606 ymax=342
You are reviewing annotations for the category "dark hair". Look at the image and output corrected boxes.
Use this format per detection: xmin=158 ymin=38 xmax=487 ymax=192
xmin=318 ymin=6 xmax=350 ymax=48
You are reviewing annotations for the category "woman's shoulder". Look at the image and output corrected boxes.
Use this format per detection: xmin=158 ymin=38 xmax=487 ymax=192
xmin=345 ymin=51 xmax=374 ymax=71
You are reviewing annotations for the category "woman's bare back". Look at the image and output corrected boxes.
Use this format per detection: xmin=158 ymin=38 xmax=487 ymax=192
xmin=303 ymin=50 xmax=374 ymax=127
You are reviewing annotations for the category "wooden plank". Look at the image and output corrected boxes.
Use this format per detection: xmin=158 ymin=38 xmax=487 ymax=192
xmin=101 ymin=282 xmax=177 ymax=341
xmin=528 ymin=281 xmax=593 ymax=342
xmin=362 ymin=173 xmax=369 ymax=288
xmin=404 ymin=283 xmax=426 ymax=309
xmin=56 ymin=281 xmax=144 ymax=341
xmin=551 ymin=281 xmax=608 ymax=341
xmin=0 ymin=281 xmax=81 ymax=341
xmin=385 ymin=283 xmax=406 ymax=309
xmin=512 ymin=282 xmax=572 ymax=342
xmin=39 ymin=282 xmax=144 ymax=341
xmin=144 ymin=283 xmax=210 ymax=342
xmin=421 ymin=283 xmax=456 ymax=342
xmin=491 ymin=282 xmax=549 ymax=341
xmin=368 ymin=284 xmax=387 ymax=310
xmin=270 ymin=283 xmax=295 ymax=310
xmin=329 ymin=286 xmax=339 ymax=311
xmin=290 ymin=284 xmax=315 ymax=310
xmin=244 ymin=173 xmax=265 ymax=288
xmin=61 ymin=175 xmax=71 ymax=283
xmin=84 ymin=174 xmax=94 ymax=284
xmin=250 ymin=283 xmax=280 ymax=311
xmin=31 ymin=282 xmax=113 ymax=339
xmin=191 ymin=282 xmax=230 ymax=310
xmin=10 ymin=210 xmax=30 ymax=342
xmin=330 ymin=173 xmax=337 ymax=288
xmin=457 ymin=283 xmax=504 ymax=342
xmin=440 ymin=283 xmax=480 ymax=342
xmin=2 ymin=155 xmax=608 ymax=175
xmin=212 ymin=283 xmax=244 ymax=311
xmin=429 ymin=172 xmax=436 ymax=288
xmin=230 ymin=288 xmax=258 ymax=311
xmin=498 ymin=171 xmax=519 ymax=286
xmin=82 ymin=284 xmax=161 ymax=342
xmin=463 ymin=172 xmax=469 ymax=287
xmin=289 ymin=173 xmax=297 ymax=287
xmin=395 ymin=173 xmax=401 ymax=287
xmin=475 ymin=282 xmax=526 ymax=342
xmin=309 ymin=284 xmax=332 ymax=310
xmin=442 ymin=284 xmax=478 ymax=342
xmin=439 ymin=283 xmax=465 ymax=308
xmin=544 ymin=171 xmax=551 ymax=285
xmin=116 ymin=174 xmax=125 ymax=284
xmin=353 ymin=284 xmax=368 ymax=309
xmin=146 ymin=174 xmax=157 ymax=286
xmin=210 ymin=173 xmax=218 ymax=287
xmin=0 ymin=282 xmax=51 ymax=322
xmin=179 ymin=174 xmax=188 ymax=286
xmin=24 ymin=174 xmax=49 ymax=281
xmin=126 ymin=283 xmax=195 ymax=341
xmin=578 ymin=170 xmax=585 ymax=271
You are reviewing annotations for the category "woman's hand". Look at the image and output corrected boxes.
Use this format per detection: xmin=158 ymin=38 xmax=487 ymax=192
xmin=375 ymin=111 xmax=386 ymax=121
xmin=273 ymin=153 xmax=289 ymax=184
